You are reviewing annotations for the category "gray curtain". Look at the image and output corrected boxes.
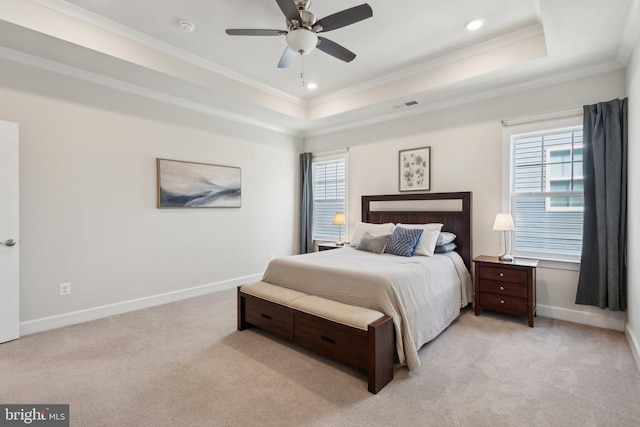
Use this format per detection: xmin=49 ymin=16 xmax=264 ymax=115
xmin=299 ymin=152 xmax=314 ymax=254
xmin=576 ymin=98 xmax=627 ymax=311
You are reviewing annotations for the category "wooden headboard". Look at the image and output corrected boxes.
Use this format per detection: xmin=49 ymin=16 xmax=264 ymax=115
xmin=361 ymin=192 xmax=473 ymax=271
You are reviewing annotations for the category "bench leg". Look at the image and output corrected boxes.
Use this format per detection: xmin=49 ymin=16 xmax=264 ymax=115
xmin=237 ymin=286 xmax=251 ymax=331
xmin=367 ymin=315 xmax=394 ymax=393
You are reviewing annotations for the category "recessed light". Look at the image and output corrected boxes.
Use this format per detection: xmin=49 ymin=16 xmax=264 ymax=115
xmin=306 ymin=83 xmax=318 ymax=90
xmin=466 ymin=18 xmax=485 ymax=31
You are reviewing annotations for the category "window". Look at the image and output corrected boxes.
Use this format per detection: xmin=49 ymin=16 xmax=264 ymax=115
xmin=312 ymin=153 xmax=347 ymax=242
xmin=509 ymin=123 xmax=584 ymax=261
xmin=545 ymin=144 xmax=583 ymax=211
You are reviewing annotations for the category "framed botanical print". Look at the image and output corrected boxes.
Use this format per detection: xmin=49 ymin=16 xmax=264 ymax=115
xmin=399 ymin=147 xmax=430 ymax=192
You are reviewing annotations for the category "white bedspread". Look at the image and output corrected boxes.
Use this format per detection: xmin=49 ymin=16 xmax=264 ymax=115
xmin=261 ymin=247 xmax=473 ymax=370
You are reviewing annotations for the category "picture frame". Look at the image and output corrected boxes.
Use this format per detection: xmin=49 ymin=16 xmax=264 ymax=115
xmin=399 ymin=147 xmax=431 ymax=192
xmin=157 ymin=158 xmax=241 ymax=208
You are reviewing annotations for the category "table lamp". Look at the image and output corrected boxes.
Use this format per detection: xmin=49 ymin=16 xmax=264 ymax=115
xmin=333 ymin=212 xmax=346 ymax=246
xmin=493 ymin=213 xmax=515 ymax=262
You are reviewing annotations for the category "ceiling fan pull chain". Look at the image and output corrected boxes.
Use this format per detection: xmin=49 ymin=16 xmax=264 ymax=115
xmin=300 ymin=51 xmax=305 ymax=86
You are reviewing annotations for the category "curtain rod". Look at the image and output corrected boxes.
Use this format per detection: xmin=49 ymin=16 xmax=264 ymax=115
xmin=501 ymin=107 xmax=583 ymax=127
xmin=312 ymin=147 xmax=349 ymax=156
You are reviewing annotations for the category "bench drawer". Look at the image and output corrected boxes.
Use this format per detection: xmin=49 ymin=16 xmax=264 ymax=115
xmin=244 ymin=295 xmax=295 ymax=341
xmin=294 ymin=312 xmax=369 ymax=372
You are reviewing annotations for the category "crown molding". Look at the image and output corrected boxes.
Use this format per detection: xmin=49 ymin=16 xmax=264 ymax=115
xmin=0 ymin=46 xmax=300 ymax=136
xmin=306 ymin=24 xmax=545 ymax=108
xmin=29 ymin=0 xmax=305 ymax=106
xmin=303 ymin=60 xmax=624 ymax=138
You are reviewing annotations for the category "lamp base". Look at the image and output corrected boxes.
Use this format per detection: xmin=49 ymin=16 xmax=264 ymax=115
xmin=335 ymin=224 xmax=344 ymax=247
xmin=498 ymin=254 xmax=514 ymax=262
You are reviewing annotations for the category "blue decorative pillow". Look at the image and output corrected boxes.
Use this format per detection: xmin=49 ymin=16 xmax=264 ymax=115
xmin=434 ymin=242 xmax=457 ymax=253
xmin=436 ymin=232 xmax=457 ymax=246
xmin=384 ymin=226 xmax=424 ymax=257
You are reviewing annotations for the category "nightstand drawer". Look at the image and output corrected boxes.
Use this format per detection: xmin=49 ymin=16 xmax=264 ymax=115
xmin=477 ymin=279 xmax=527 ymax=298
xmin=479 ymin=292 xmax=528 ymax=316
xmin=478 ymin=265 xmax=527 ymax=283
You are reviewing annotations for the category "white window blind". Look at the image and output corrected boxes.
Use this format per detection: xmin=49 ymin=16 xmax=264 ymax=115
xmin=312 ymin=154 xmax=347 ymax=242
xmin=510 ymin=125 xmax=584 ymax=261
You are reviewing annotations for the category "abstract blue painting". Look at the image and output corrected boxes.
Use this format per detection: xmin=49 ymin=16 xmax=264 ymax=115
xmin=157 ymin=158 xmax=241 ymax=208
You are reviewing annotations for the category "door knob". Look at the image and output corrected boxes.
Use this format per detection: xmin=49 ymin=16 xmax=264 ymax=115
xmin=1 ymin=239 xmax=16 ymax=247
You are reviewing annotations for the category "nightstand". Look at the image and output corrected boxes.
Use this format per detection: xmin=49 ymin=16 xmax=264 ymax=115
xmin=317 ymin=243 xmax=344 ymax=251
xmin=473 ymin=255 xmax=538 ymax=327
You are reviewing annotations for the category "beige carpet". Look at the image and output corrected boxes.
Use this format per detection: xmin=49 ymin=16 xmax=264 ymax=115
xmin=1 ymin=288 xmax=639 ymax=427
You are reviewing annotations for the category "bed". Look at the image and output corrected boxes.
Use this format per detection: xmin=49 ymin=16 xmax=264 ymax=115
xmin=239 ymin=192 xmax=473 ymax=385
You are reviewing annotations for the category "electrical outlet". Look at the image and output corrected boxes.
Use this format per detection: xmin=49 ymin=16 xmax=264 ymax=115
xmin=59 ymin=282 xmax=71 ymax=296
xmin=269 ymin=253 xmax=275 ymax=260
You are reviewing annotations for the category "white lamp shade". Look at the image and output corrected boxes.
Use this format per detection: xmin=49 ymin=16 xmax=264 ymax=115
xmin=493 ymin=213 xmax=515 ymax=231
xmin=286 ymin=28 xmax=318 ymax=55
xmin=333 ymin=212 xmax=346 ymax=225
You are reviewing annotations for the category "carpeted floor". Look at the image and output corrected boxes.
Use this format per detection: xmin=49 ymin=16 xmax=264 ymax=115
xmin=1 ymin=287 xmax=639 ymax=426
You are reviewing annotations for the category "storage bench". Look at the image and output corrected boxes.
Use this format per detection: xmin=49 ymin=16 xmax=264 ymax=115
xmin=237 ymin=281 xmax=394 ymax=393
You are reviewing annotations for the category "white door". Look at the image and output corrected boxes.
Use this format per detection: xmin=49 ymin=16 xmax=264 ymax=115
xmin=0 ymin=120 xmax=19 ymax=343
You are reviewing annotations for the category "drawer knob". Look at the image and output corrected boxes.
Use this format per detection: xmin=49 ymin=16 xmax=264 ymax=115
xmin=500 ymin=300 xmax=505 ymax=304
xmin=499 ymin=273 xmax=504 ymax=277
xmin=500 ymin=286 xmax=505 ymax=290
xmin=261 ymin=313 xmax=272 ymax=320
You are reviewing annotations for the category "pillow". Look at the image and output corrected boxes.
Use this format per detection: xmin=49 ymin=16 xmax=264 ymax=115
xmin=396 ymin=223 xmax=443 ymax=256
xmin=434 ymin=242 xmax=457 ymax=254
xmin=356 ymin=232 xmax=391 ymax=254
xmin=350 ymin=222 xmax=395 ymax=247
xmin=436 ymin=232 xmax=457 ymax=246
xmin=384 ymin=226 xmax=424 ymax=257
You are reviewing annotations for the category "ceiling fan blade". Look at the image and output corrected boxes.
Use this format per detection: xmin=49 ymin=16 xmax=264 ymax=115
xmin=275 ymin=0 xmax=301 ymax=23
xmin=226 ymin=29 xmax=287 ymax=36
xmin=277 ymin=47 xmax=298 ymax=68
xmin=317 ymin=37 xmax=356 ymax=63
xmin=313 ymin=4 xmax=373 ymax=33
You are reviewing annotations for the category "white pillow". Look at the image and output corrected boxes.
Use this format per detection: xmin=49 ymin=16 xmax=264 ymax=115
xmin=350 ymin=222 xmax=395 ymax=247
xmin=396 ymin=223 xmax=443 ymax=256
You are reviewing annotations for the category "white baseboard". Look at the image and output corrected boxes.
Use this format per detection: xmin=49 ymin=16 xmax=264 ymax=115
xmin=19 ymin=273 xmax=263 ymax=336
xmin=536 ymin=304 xmax=626 ymax=331
xmin=626 ymin=324 xmax=640 ymax=373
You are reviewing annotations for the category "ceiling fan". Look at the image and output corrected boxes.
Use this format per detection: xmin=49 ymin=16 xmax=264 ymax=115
xmin=225 ymin=0 xmax=373 ymax=69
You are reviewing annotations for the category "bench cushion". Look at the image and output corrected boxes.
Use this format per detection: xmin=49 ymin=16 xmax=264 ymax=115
xmin=241 ymin=282 xmax=307 ymax=306
xmin=291 ymin=295 xmax=384 ymax=331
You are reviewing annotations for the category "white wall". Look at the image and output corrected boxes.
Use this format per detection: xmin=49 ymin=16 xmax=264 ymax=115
xmin=305 ymin=69 xmax=627 ymax=330
xmin=0 ymin=59 xmax=301 ymax=333
xmin=626 ymin=33 xmax=640 ymax=370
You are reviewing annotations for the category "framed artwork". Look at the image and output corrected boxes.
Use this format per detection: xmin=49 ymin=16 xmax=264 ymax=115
xmin=399 ymin=147 xmax=431 ymax=192
xmin=157 ymin=158 xmax=241 ymax=208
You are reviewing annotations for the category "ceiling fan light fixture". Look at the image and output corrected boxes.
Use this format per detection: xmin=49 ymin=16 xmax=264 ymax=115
xmin=286 ymin=28 xmax=318 ymax=55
